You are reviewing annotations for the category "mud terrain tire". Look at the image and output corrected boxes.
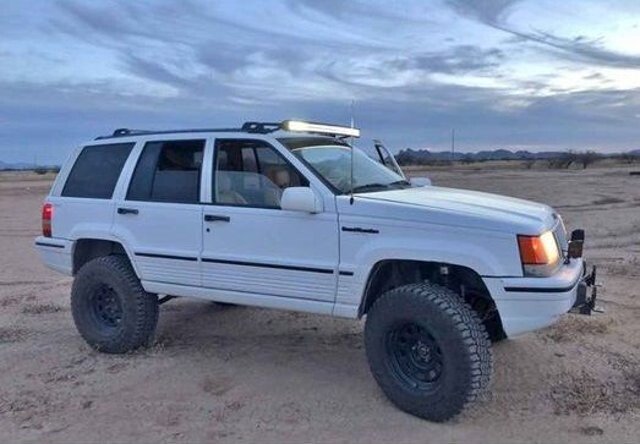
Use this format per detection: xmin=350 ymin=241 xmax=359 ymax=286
xmin=364 ymin=282 xmax=492 ymax=422
xmin=71 ymin=255 xmax=158 ymax=353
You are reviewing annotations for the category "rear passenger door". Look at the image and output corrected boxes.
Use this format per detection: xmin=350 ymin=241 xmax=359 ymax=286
xmin=112 ymin=138 xmax=207 ymax=287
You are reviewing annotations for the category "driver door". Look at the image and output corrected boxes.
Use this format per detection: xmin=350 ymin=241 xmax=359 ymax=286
xmin=200 ymin=138 xmax=340 ymax=305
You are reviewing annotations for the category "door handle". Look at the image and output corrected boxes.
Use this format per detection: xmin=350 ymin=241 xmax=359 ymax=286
xmin=117 ymin=207 xmax=139 ymax=215
xmin=341 ymin=226 xmax=379 ymax=234
xmin=204 ymin=214 xmax=230 ymax=222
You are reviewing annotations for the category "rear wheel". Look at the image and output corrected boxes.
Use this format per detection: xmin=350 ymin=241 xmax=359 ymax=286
xmin=365 ymin=282 xmax=492 ymax=422
xmin=71 ymin=256 xmax=158 ymax=353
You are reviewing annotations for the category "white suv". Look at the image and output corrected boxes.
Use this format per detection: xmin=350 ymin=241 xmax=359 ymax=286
xmin=35 ymin=120 xmax=597 ymax=421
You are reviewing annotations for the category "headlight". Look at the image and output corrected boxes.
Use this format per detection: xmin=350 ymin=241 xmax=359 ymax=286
xmin=517 ymin=231 xmax=561 ymax=277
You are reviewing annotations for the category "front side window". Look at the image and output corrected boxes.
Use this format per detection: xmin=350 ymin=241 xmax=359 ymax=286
xmin=286 ymin=144 xmax=409 ymax=194
xmin=214 ymin=140 xmax=308 ymax=208
xmin=62 ymin=143 xmax=134 ymax=199
xmin=127 ymin=139 xmax=204 ymax=204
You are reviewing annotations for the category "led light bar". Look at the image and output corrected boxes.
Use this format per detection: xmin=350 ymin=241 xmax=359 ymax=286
xmin=282 ymin=120 xmax=360 ymax=138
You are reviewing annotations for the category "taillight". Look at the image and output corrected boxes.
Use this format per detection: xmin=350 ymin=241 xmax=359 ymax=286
xmin=42 ymin=203 xmax=53 ymax=237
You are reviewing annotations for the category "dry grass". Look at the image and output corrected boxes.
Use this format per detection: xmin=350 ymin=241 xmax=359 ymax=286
xmin=551 ymin=370 xmax=640 ymax=416
xmin=0 ymin=327 xmax=29 ymax=344
xmin=579 ymin=426 xmax=604 ymax=436
xmin=21 ymin=303 xmax=64 ymax=315
xmin=543 ymin=316 xmax=612 ymax=343
xmin=592 ymin=197 xmax=626 ymax=205
xmin=202 ymin=376 xmax=234 ymax=396
xmin=0 ymin=296 xmax=20 ymax=308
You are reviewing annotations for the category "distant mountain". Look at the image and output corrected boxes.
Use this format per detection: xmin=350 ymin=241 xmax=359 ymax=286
xmin=0 ymin=161 xmax=39 ymax=170
xmin=396 ymin=148 xmax=563 ymax=164
xmin=395 ymin=148 xmax=639 ymax=165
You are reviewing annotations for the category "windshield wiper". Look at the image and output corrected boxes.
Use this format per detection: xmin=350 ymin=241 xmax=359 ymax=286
xmin=351 ymin=180 xmax=410 ymax=194
xmin=389 ymin=179 xmax=411 ymax=187
xmin=351 ymin=183 xmax=390 ymax=193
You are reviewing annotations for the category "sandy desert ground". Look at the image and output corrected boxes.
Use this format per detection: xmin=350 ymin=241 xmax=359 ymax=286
xmin=0 ymin=165 xmax=639 ymax=443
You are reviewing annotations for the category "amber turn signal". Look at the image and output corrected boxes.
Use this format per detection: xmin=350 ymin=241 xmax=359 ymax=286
xmin=517 ymin=231 xmax=559 ymax=265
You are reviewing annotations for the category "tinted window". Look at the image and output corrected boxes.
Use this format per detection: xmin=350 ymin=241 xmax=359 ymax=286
xmin=214 ymin=139 xmax=308 ymax=208
xmin=62 ymin=143 xmax=134 ymax=199
xmin=127 ymin=140 xmax=204 ymax=204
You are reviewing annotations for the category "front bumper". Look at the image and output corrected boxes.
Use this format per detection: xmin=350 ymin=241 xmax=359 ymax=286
xmin=571 ymin=264 xmax=599 ymax=315
xmin=482 ymin=258 xmax=599 ymax=337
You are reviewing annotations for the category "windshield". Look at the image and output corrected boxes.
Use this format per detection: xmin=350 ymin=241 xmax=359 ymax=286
xmin=290 ymin=144 xmax=408 ymax=194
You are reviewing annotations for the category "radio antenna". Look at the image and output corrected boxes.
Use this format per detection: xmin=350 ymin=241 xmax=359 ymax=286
xmin=349 ymin=100 xmax=355 ymax=205
xmin=451 ymin=128 xmax=455 ymax=162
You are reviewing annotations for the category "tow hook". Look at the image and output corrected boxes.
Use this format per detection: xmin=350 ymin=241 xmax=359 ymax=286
xmin=572 ymin=265 xmax=603 ymax=315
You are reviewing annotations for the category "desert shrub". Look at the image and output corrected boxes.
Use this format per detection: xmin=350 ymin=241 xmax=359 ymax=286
xmin=32 ymin=166 xmax=60 ymax=175
xmin=575 ymin=151 xmax=601 ymax=169
xmin=549 ymin=151 xmax=600 ymax=169
xmin=549 ymin=152 xmax=574 ymax=169
xmin=619 ymin=153 xmax=640 ymax=164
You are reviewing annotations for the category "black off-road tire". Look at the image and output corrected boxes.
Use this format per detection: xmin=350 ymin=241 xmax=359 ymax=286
xmin=71 ymin=255 xmax=159 ymax=354
xmin=364 ymin=282 xmax=493 ymax=422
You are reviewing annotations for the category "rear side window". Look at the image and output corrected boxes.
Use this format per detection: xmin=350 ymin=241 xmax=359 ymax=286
xmin=62 ymin=143 xmax=134 ymax=199
xmin=127 ymin=139 xmax=205 ymax=204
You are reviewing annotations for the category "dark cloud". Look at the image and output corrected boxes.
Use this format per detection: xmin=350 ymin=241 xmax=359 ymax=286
xmin=52 ymin=0 xmax=160 ymax=46
xmin=412 ymin=45 xmax=505 ymax=74
xmin=447 ymin=0 xmax=640 ymax=69
xmin=583 ymin=72 xmax=607 ymax=81
xmin=197 ymin=47 xmax=248 ymax=75
xmin=445 ymin=0 xmax=522 ymax=26
xmin=287 ymin=0 xmax=436 ymax=25
xmin=123 ymin=55 xmax=192 ymax=89
xmin=513 ymin=30 xmax=640 ymax=69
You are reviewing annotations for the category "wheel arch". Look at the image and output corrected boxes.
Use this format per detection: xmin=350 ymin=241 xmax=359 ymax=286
xmin=357 ymin=258 xmax=506 ymax=341
xmin=72 ymin=236 xmax=138 ymax=277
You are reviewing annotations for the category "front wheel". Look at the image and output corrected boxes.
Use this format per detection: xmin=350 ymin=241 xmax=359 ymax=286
xmin=364 ymin=282 xmax=493 ymax=422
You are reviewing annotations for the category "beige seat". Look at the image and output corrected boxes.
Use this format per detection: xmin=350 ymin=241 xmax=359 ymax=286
xmin=216 ymin=173 xmax=247 ymax=205
xmin=263 ymin=166 xmax=291 ymax=207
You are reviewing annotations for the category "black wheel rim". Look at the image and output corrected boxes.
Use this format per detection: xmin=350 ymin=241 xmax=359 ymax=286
xmin=385 ymin=322 xmax=444 ymax=392
xmin=90 ymin=283 xmax=123 ymax=329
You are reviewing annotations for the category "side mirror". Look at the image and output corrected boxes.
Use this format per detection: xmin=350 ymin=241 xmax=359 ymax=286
xmin=281 ymin=187 xmax=323 ymax=213
xmin=410 ymin=177 xmax=432 ymax=187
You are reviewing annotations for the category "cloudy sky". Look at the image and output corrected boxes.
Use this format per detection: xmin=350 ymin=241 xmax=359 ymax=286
xmin=1 ymin=0 xmax=640 ymax=164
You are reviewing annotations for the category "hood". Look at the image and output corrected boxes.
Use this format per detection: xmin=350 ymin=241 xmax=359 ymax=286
xmin=354 ymin=186 xmax=556 ymax=234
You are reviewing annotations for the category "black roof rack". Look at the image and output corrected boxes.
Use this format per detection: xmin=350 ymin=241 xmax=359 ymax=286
xmin=95 ymin=127 xmax=244 ymax=140
xmin=96 ymin=120 xmax=358 ymax=140
xmin=241 ymin=121 xmax=281 ymax=134
xmin=110 ymin=128 xmax=155 ymax=137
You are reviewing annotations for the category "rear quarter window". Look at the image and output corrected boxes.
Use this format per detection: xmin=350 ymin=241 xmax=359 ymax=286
xmin=62 ymin=143 xmax=134 ymax=199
